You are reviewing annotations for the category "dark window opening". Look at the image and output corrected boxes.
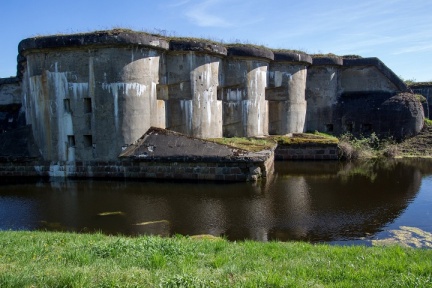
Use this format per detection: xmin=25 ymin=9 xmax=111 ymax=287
xmin=325 ymin=124 xmax=334 ymax=132
xmin=83 ymin=135 xmax=93 ymax=148
xmin=64 ymin=99 xmax=71 ymax=113
xmin=84 ymin=98 xmax=92 ymax=113
xmin=67 ymin=135 xmax=75 ymax=148
xmin=345 ymin=123 xmax=353 ymax=132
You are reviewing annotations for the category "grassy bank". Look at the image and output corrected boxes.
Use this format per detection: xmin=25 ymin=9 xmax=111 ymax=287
xmin=208 ymin=132 xmax=338 ymax=152
xmin=1 ymin=231 xmax=431 ymax=287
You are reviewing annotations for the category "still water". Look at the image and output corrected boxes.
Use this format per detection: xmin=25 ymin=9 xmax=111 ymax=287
xmin=1 ymin=159 xmax=431 ymax=246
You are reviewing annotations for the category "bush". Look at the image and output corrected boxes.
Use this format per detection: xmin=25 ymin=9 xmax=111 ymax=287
xmin=338 ymin=133 xmax=398 ymax=159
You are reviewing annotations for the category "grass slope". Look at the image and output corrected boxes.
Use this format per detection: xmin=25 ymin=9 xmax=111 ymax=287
xmin=0 ymin=231 xmax=431 ymax=287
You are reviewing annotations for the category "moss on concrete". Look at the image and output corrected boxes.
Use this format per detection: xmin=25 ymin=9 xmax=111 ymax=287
xmin=209 ymin=133 xmax=338 ymax=152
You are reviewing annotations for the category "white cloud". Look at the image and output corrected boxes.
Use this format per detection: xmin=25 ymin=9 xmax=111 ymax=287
xmin=184 ymin=0 xmax=232 ymax=27
xmin=392 ymin=43 xmax=432 ymax=55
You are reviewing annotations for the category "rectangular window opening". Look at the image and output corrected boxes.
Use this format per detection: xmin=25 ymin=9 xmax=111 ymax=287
xmin=67 ymin=135 xmax=76 ymax=148
xmin=345 ymin=123 xmax=353 ymax=132
xmin=84 ymin=98 xmax=92 ymax=113
xmin=83 ymin=135 xmax=93 ymax=148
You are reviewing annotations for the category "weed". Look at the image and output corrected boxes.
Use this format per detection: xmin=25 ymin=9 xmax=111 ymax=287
xmin=338 ymin=133 xmax=398 ymax=160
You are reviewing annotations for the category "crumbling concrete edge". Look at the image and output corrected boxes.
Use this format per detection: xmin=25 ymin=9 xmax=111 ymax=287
xmin=226 ymin=45 xmax=274 ymax=61
xmin=18 ymin=29 xmax=169 ymax=53
xmin=0 ymin=77 xmax=20 ymax=85
xmin=169 ymin=39 xmax=227 ymax=56
xmin=273 ymin=51 xmax=312 ymax=65
xmin=312 ymin=55 xmax=343 ymax=66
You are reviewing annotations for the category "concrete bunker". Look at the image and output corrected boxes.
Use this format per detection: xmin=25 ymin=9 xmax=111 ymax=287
xmin=0 ymin=28 xmax=426 ymax=168
xmin=163 ymin=39 xmax=226 ymax=138
xmin=221 ymin=45 xmax=273 ymax=137
xmin=267 ymin=51 xmax=312 ymax=135
xmin=19 ymin=30 xmax=169 ymax=161
xmin=305 ymin=55 xmax=343 ymax=133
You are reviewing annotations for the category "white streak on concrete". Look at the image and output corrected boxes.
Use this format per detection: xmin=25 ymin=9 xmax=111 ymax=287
xmin=102 ymin=82 xmax=149 ymax=132
xmin=102 ymin=82 xmax=148 ymax=97
xmin=275 ymin=71 xmax=283 ymax=87
xmin=227 ymin=89 xmax=242 ymax=101
xmin=70 ymin=83 xmax=89 ymax=99
xmin=48 ymin=67 xmax=74 ymax=161
xmin=180 ymin=99 xmax=193 ymax=134
xmin=242 ymin=100 xmax=249 ymax=136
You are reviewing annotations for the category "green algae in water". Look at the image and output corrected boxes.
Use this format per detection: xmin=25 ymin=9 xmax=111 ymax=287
xmin=97 ymin=211 xmax=125 ymax=216
xmin=133 ymin=220 xmax=170 ymax=226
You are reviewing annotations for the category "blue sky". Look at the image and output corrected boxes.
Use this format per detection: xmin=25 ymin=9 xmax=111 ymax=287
xmin=1 ymin=0 xmax=431 ymax=81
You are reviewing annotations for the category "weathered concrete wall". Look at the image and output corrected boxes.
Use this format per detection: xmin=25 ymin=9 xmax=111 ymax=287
xmin=333 ymin=92 xmax=424 ymax=139
xmin=305 ymin=56 xmax=343 ymax=132
xmin=275 ymin=143 xmax=338 ymax=160
xmin=410 ymin=83 xmax=432 ymax=119
xmin=221 ymin=46 xmax=273 ymax=137
xmin=0 ymin=160 xmax=267 ymax=182
xmin=0 ymin=77 xmax=22 ymax=105
xmin=341 ymin=58 xmax=407 ymax=93
xmin=164 ymin=40 xmax=226 ymax=138
xmin=267 ymin=52 xmax=311 ymax=134
xmin=0 ymin=126 xmax=274 ymax=182
xmin=9 ymin=29 xmax=422 ymax=164
xmin=341 ymin=66 xmax=398 ymax=93
xmin=20 ymin=31 xmax=168 ymax=161
xmin=0 ymin=77 xmax=25 ymax=133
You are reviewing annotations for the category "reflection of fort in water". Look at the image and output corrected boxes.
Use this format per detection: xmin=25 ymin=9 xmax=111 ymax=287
xmin=2 ymin=159 xmax=426 ymax=242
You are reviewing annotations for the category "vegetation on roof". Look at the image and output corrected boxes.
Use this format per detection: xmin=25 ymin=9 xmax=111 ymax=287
xmin=225 ymin=43 xmax=272 ymax=51
xmin=273 ymin=132 xmax=339 ymax=145
xmin=342 ymin=55 xmax=363 ymax=59
xmin=272 ymin=48 xmax=308 ymax=55
xmin=408 ymin=81 xmax=432 ymax=87
xmin=166 ymin=36 xmax=224 ymax=46
xmin=311 ymin=53 xmax=340 ymax=58
xmin=208 ymin=132 xmax=338 ymax=152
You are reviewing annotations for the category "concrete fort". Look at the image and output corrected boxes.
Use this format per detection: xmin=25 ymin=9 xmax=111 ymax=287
xmin=0 ymin=29 xmax=426 ymax=171
xmin=409 ymin=82 xmax=432 ymax=119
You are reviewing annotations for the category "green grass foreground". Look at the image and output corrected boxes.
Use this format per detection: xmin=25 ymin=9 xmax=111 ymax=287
xmin=1 ymin=232 xmax=431 ymax=287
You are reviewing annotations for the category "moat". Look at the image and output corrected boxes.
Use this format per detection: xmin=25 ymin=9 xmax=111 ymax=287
xmin=1 ymin=159 xmax=431 ymax=246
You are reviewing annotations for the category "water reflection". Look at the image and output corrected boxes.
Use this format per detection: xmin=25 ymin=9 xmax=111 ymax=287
xmin=0 ymin=159 xmax=431 ymax=244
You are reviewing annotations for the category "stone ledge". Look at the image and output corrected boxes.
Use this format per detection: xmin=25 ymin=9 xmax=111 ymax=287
xmin=169 ymin=39 xmax=227 ymax=56
xmin=0 ymin=77 xmax=20 ymax=85
xmin=273 ymin=51 xmax=312 ymax=65
xmin=18 ymin=29 xmax=169 ymax=55
xmin=312 ymin=56 xmax=343 ymax=66
xmin=227 ymin=45 xmax=274 ymax=61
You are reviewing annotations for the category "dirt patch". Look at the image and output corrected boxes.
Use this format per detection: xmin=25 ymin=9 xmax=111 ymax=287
xmin=397 ymin=124 xmax=432 ymax=157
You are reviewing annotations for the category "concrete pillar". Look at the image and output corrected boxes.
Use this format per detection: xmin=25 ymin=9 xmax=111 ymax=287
xmin=19 ymin=31 xmax=168 ymax=161
xmin=221 ymin=46 xmax=273 ymax=137
xmin=163 ymin=40 xmax=226 ymax=138
xmin=305 ymin=56 xmax=343 ymax=133
xmin=267 ymin=51 xmax=311 ymax=134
